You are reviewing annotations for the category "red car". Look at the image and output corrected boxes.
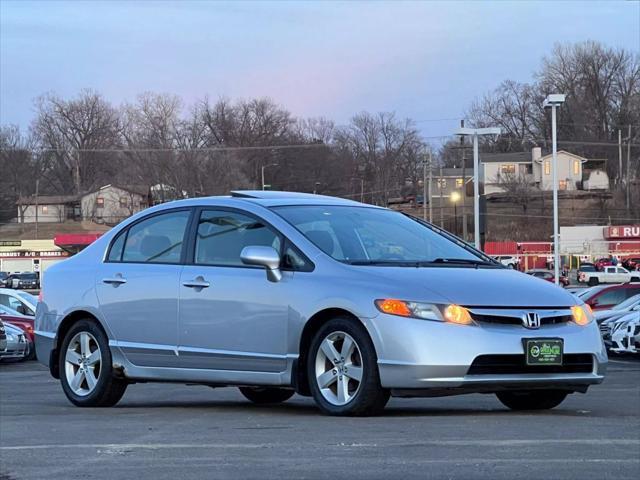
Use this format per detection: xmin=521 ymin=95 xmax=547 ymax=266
xmin=0 ymin=307 xmax=34 ymax=344
xmin=577 ymin=283 xmax=640 ymax=311
xmin=622 ymin=257 xmax=640 ymax=271
xmin=594 ymin=258 xmax=613 ymax=271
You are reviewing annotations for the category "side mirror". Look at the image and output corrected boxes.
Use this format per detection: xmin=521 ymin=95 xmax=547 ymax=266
xmin=16 ymin=304 xmax=26 ymax=315
xmin=240 ymin=246 xmax=282 ymax=283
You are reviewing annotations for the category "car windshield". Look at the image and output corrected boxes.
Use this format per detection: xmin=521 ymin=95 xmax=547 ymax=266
xmin=273 ymin=205 xmax=490 ymax=266
xmin=20 ymin=274 xmax=37 ymax=280
xmin=613 ymin=294 xmax=640 ymax=311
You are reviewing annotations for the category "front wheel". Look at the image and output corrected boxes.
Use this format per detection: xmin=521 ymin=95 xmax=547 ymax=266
xmin=59 ymin=320 xmax=127 ymax=407
xmin=239 ymin=387 xmax=294 ymax=404
xmin=307 ymin=317 xmax=390 ymax=416
xmin=496 ymin=390 xmax=568 ymax=410
xmin=588 ymin=277 xmax=599 ymax=286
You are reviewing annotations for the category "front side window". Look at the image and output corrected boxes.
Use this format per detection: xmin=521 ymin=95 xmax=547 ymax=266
xmin=194 ymin=210 xmax=281 ymax=267
xmin=274 ymin=205 xmax=485 ymax=265
xmin=119 ymin=210 xmax=190 ymax=264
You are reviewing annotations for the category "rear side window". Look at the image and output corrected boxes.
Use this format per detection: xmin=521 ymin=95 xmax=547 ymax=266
xmin=594 ymin=289 xmax=626 ymax=306
xmin=117 ymin=210 xmax=190 ymax=264
xmin=194 ymin=210 xmax=281 ymax=267
xmin=107 ymin=232 xmax=126 ymax=261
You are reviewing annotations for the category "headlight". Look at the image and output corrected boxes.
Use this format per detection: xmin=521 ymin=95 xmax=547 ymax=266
xmin=571 ymin=304 xmax=593 ymax=326
xmin=374 ymin=299 xmax=474 ymax=325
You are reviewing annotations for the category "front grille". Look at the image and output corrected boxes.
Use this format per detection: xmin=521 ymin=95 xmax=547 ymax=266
xmin=467 ymin=354 xmax=594 ymax=375
xmin=471 ymin=313 xmax=572 ymax=326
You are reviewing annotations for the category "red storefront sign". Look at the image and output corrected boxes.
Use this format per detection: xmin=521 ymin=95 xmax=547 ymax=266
xmin=605 ymin=225 xmax=640 ymax=240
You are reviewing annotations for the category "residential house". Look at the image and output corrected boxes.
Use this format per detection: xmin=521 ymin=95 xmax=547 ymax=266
xmin=81 ymin=184 xmax=150 ymax=224
xmin=16 ymin=195 xmax=79 ymax=223
xmin=482 ymin=147 xmax=609 ymax=194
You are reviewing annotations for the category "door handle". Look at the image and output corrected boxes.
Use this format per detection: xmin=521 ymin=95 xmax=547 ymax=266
xmin=182 ymin=277 xmax=210 ymax=289
xmin=102 ymin=277 xmax=127 ymax=285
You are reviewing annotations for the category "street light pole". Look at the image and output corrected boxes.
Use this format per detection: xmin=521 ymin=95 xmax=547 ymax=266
xmin=428 ymin=151 xmax=433 ymax=223
xmin=455 ymin=126 xmax=501 ymax=250
xmin=422 ymin=152 xmax=427 ymax=221
xmin=543 ymin=94 xmax=566 ymax=285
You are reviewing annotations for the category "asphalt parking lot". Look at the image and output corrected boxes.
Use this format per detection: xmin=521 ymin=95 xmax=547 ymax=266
xmin=1 ymin=359 xmax=639 ymax=480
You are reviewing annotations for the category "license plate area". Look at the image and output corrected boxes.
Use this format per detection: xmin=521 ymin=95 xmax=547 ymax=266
xmin=523 ymin=338 xmax=563 ymax=366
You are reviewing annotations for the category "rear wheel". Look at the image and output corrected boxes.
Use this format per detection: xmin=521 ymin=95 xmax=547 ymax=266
xmin=307 ymin=317 xmax=389 ymax=416
xmin=238 ymin=387 xmax=294 ymax=404
xmin=59 ymin=320 xmax=127 ymax=407
xmin=496 ymin=390 xmax=568 ymax=410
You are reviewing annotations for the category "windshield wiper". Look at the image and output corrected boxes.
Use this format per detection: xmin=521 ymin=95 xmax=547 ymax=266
xmin=345 ymin=260 xmax=420 ymax=266
xmin=430 ymin=258 xmax=499 ymax=267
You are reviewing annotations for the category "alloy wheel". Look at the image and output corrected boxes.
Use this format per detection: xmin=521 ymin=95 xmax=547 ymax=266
xmin=64 ymin=331 xmax=102 ymax=397
xmin=314 ymin=331 xmax=363 ymax=406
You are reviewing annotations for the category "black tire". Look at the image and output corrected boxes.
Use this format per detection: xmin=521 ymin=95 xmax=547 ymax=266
xmin=588 ymin=277 xmax=599 ymax=286
xmin=496 ymin=390 xmax=568 ymax=410
xmin=59 ymin=319 xmax=127 ymax=407
xmin=238 ymin=387 xmax=295 ymax=404
xmin=307 ymin=317 xmax=390 ymax=416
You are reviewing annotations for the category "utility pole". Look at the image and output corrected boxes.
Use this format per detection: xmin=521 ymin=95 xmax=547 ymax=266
xmin=439 ymin=165 xmax=444 ymax=228
xmin=618 ymin=129 xmax=623 ymax=185
xmin=34 ymin=178 xmax=39 ymax=240
xmin=428 ymin=151 xmax=433 ymax=223
xmin=460 ymin=120 xmax=467 ymax=241
xmin=627 ymin=124 xmax=632 ymax=211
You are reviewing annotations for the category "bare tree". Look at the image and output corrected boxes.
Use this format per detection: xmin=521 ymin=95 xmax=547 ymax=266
xmin=32 ymin=90 xmax=121 ymax=194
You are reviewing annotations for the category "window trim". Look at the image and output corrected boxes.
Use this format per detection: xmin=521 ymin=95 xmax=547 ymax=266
xmin=104 ymin=207 xmax=195 ymax=265
xmin=184 ymin=206 xmax=315 ymax=272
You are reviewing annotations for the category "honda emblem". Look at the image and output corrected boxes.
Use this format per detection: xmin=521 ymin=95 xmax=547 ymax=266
xmin=523 ymin=312 xmax=541 ymax=329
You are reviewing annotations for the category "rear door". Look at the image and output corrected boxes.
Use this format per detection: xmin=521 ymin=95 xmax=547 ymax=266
xmin=95 ymin=208 xmax=192 ymax=367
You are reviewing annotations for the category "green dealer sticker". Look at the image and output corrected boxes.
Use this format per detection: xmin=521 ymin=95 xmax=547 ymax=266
xmin=524 ymin=338 xmax=563 ymax=366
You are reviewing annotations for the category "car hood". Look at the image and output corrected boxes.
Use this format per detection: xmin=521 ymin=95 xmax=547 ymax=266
xmin=353 ymin=266 xmax=578 ymax=307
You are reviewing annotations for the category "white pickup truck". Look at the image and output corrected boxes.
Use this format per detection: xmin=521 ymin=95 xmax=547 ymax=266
xmin=579 ymin=266 xmax=640 ymax=286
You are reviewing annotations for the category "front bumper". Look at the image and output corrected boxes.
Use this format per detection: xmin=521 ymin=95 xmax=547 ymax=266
xmin=364 ymin=313 xmax=607 ymax=393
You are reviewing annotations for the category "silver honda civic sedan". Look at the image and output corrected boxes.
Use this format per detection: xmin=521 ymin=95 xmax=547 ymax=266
xmin=35 ymin=191 xmax=606 ymax=415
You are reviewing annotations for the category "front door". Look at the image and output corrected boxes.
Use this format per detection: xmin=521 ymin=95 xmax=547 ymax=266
xmin=178 ymin=208 xmax=289 ymax=372
xmin=95 ymin=209 xmax=192 ymax=367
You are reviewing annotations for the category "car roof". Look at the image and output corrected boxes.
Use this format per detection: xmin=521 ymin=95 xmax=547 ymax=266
xmin=151 ymin=191 xmax=379 ymax=210
xmin=229 ymin=190 xmax=373 ymax=208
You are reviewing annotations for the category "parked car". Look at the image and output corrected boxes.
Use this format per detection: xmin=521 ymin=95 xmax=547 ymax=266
xmin=493 ymin=255 xmax=520 ymax=269
xmin=0 ymin=306 xmax=35 ymax=359
xmin=603 ymin=311 xmax=640 ymax=354
xmin=0 ymin=321 xmax=30 ymax=361
xmin=594 ymin=294 xmax=640 ymax=324
xmin=36 ymin=191 xmax=605 ymax=415
xmin=579 ymin=283 xmax=640 ymax=311
xmin=594 ymin=258 xmax=613 ymax=271
xmin=622 ymin=257 xmax=640 ymax=271
xmin=526 ymin=269 xmax=570 ymax=287
xmin=0 ymin=320 xmax=6 ymax=353
xmin=0 ymin=272 xmax=9 ymax=288
xmin=578 ymin=263 xmax=597 ymax=273
xmin=0 ymin=288 xmax=37 ymax=316
xmin=9 ymin=273 xmax=40 ymax=290
xmin=578 ymin=266 xmax=640 ymax=286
